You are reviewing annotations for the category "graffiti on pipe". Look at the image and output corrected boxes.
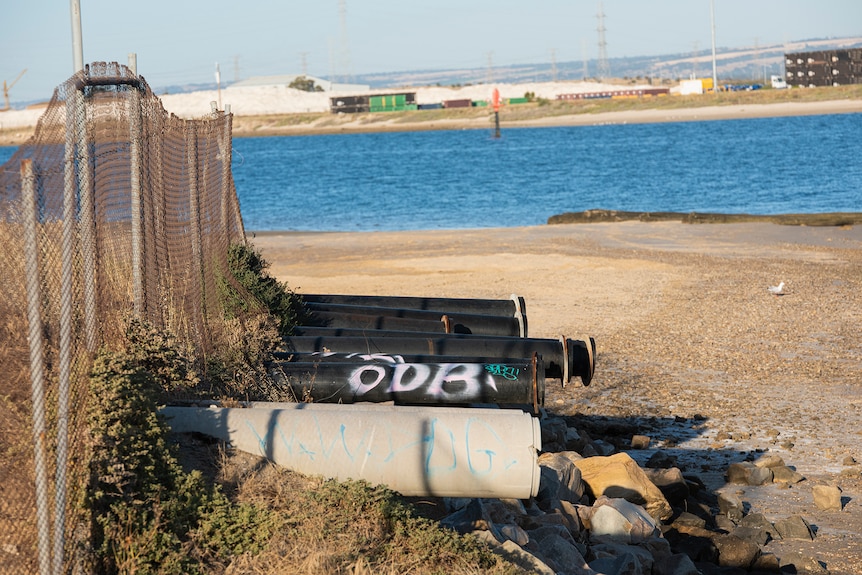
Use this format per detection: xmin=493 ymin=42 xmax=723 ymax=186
xmin=484 ymin=364 xmax=520 ymax=381
xmin=246 ymin=413 xmax=521 ymax=479
xmin=348 ymin=362 xmax=501 ymax=402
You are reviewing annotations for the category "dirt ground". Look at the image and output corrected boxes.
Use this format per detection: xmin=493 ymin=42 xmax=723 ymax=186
xmin=253 ymin=221 xmax=862 ymax=574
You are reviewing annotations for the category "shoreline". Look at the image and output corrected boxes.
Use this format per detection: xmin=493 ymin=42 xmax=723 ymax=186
xmin=2 ymin=99 xmax=860 ymax=147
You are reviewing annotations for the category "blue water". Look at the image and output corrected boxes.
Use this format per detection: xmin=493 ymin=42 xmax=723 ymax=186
xmin=2 ymin=113 xmax=860 ymax=231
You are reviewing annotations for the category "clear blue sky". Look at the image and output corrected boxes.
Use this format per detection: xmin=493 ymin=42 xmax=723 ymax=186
xmin=2 ymin=0 xmax=859 ymax=103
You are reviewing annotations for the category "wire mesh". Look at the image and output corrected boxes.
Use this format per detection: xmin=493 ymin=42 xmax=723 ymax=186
xmin=0 ymin=61 xmax=247 ymax=574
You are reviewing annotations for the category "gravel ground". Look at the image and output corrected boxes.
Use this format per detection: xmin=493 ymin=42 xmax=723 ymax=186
xmin=254 ymin=221 xmax=862 ymax=574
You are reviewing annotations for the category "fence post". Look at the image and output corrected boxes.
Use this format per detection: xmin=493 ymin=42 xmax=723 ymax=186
xmin=52 ymin=90 xmax=80 ymax=575
xmin=130 ymin=86 xmax=145 ymax=316
xmin=75 ymin=88 xmax=98 ymax=352
xmin=21 ymin=159 xmax=54 ymax=575
xmin=186 ymin=123 xmax=207 ymax=339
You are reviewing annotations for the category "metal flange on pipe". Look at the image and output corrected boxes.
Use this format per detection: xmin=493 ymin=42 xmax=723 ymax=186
xmin=161 ymin=402 xmax=542 ymax=499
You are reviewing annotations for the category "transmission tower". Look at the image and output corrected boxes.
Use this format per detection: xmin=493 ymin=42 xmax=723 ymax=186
xmin=596 ymin=2 xmax=610 ymax=81
xmin=550 ymin=48 xmax=558 ymax=82
xmin=337 ymin=0 xmax=353 ymax=84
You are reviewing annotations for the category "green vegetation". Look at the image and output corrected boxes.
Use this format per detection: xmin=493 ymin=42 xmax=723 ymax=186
xmin=86 ymin=321 xmax=280 ymax=574
xmin=288 ymin=75 xmax=324 ymax=92
xmin=222 ymin=242 xmax=308 ymax=337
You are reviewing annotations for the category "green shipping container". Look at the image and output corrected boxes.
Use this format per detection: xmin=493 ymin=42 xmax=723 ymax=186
xmin=506 ymin=97 xmax=530 ymax=105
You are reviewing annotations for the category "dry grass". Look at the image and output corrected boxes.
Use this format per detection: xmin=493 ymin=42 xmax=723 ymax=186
xmin=177 ymin=442 xmax=525 ymax=575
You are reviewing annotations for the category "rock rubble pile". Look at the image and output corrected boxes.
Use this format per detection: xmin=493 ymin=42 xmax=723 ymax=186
xmin=435 ymin=413 xmax=840 ymax=575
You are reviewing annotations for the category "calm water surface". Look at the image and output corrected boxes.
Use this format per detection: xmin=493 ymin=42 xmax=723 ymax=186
xmin=2 ymin=113 xmax=860 ymax=231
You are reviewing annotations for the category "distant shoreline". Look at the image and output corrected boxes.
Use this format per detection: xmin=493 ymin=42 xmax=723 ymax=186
xmin=3 ymin=99 xmax=860 ymax=147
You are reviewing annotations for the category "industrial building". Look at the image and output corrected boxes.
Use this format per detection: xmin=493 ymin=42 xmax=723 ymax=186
xmin=784 ymin=49 xmax=862 ymax=87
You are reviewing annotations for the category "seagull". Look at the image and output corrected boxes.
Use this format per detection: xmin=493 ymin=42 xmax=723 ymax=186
xmin=767 ymin=282 xmax=785 ymax=296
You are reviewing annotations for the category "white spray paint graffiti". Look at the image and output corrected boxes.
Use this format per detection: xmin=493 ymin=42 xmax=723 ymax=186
xmin=347 ymin=362 xmax=499 ymax=401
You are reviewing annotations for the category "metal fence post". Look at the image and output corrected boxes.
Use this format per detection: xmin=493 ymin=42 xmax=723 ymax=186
xmin=21 ymin=159 xmax=54 ymax=575
xmin=75 ymin=88 xmax=98 ymax=352
xmin=130 ymin=86 xmax=145 ymax=316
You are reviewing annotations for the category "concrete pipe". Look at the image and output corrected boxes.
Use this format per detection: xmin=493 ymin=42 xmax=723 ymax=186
xmin=161 ymin=402 xmax=542 ymax=499
xmin=269 ymin=356 xmax=544 ymax=412
xmin=283 ymin=332 xmax=596 ymax=386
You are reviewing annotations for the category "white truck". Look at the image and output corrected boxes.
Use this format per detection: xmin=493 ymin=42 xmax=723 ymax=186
xmin=771 ymin=75 xmax=788 ymax=89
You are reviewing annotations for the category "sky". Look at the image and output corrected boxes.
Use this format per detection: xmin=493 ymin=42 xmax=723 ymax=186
xmin=1 ymin=0 xmax=860 ymax=104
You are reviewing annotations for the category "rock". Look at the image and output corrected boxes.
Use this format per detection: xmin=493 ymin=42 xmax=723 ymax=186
xmin=726 ymin=461 xmax=773 ymax=485
xmin=843 ymin=455 xmax=858 ymax=466
xmin=534 ymin=532 xmax=592 ymax=575
xmin=752 ymin=552 xmax=781 ymax=572
xmin=631 ymin=434 xmax=651 ymax=449
xmin=778 ymin=551 xmax=829 ymax=574
xmin=731 ymin=525 xmax=771 ymax=546
xmin=474 ymin=531 xmax=557 ymax=575
xmin=540 ymin=417 xmax=569 ymax=451
xmin=671 ymin=512 xmax=706 ymax=529
xmin=714 ymin=515 xmax=736 ymax=532
xmin=717 ymin=491 xmax=744 ymax=521
xmin=590 ymin=541 xmax=655 ymax=575
xmin=574 ymin=452 xmax=673 ymax=521
xmin=545 ymin=498 xmax=584 ymax=534
xmin=590 ymin=541 xmax=654 ymax=574
xmin=712 ymin=533 xmax=761 ymax=569
xmin=499 ymin=523 xmax=529 ymax=546
xmin=646 ymin=451 xmax=678 ymax=469
xmin=537 ymin=451 xmax=585 ymax=506
xmin=772 ymin=465 xmax=805 ymax=484
xmin=738 ymin=513 xmax=779 ymax=542
xmin=528 ymin=523 xmax=578 ymax=548
xmin=773 ymin=515 xmax=815 ymax=540
xmin=565 ymin=427 xmax=587 ymax=452
xmin=812 ymin=484 xmax=843 ymax=511
xmin=589 ymin=496 xmax=660 ymax=543
xmin=591 ymin=439 xmax=616 ymax=456
xmin=643 ymin=467 xmax=689 ymax=506
xmin=663 ymin=524 xmax=718 ymax=564
xmin=440 ymin=498 xmax=505 ymax=541
xmin=754 ymin=454 xmax=785 ymax=468
xmin=652 ymin=553 xmax=701 ymax=575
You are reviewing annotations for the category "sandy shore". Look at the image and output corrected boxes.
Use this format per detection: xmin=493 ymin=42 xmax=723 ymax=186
xmin=253 ymin=221 xmax=862 ymax=573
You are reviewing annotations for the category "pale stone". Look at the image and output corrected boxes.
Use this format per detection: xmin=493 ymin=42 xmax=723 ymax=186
xmin=574 ymin=452 xmax=673 ymax=520
xmin=589 ymin=496 xmax=660 ymax=543
xmin=812 ymin=484 xmax=843 ymax=511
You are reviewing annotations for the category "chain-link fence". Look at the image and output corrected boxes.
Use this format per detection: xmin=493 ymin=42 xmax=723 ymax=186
xmin=0 ymin=61 xmax=248 ymax=574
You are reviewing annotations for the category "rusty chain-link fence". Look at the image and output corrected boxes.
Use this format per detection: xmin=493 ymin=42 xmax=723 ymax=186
xmin=0 ymin=61 xmax=249 ymax=574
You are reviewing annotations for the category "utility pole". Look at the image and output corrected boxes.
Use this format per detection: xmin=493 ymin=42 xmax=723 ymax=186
xmin=596 ymin=2 xmax=610 ymax=81
xmin=70 ymin=0 xmax=84 ymax=73
xmin=710 ymin=0 xmax=718 ymax=92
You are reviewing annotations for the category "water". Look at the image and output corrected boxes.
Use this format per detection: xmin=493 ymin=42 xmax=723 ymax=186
xmin=2 ymin=113 xmax=860 ymax=231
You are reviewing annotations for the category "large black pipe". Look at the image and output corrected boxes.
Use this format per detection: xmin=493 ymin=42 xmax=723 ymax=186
xmin=269 ymin=357 xmax=544 ymax=411
xmin=305 ymin=310 xmax=448 ymax=333
xmin=305 ymin=306 xmax=524 ymax=337
xmin=301 ymin=293 xmax=526 ymax=317
xmin=273 ymin=350 xmax=540 ymax=366
xmin=282 ymin=332 xmax=595 ymax=386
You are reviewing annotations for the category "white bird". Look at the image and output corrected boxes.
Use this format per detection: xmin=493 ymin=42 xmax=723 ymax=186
xmin=767 ymin=282 xmax=785 ymax=296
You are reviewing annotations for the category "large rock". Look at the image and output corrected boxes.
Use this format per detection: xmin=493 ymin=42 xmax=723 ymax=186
xmin=591 ymin=540 xmax=655 ymax=574
xmin=642 ymin=467 xmax=689 ymax=506
xmin=574 ymin=452 xmax=673 ymax=520
xmin=537 ymin=451 xmax=586 ymax=506
xmin=712 ymin=533 xmax=761 ymax=569
xmin=652 ymin=553 xmax=701 ymax=575
xmin=773 ymin=515 xmax=815 ymax=540
xmin=726 ymin=461 xmax=774 ymax=485
xmin=589 ymin=496 xmax=661 ymax=543
xmin=812 ymin=484 xmax=843 ymax=511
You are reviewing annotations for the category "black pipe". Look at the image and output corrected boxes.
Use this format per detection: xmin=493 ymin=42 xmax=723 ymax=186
xmin=282 ymin=333 xmax=595 ymax=386
xmin=273 ymin=350 xmax=540 ymax=366
xmin=301 ymin=293 xmax=527 ymax=317
xmin=306 ymin=302 xmax=527 ymax=337
xmin=305 ymin=310 xmax=448 ymax=333
xmin=269 ymin=357 xmax=544 ymax=411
